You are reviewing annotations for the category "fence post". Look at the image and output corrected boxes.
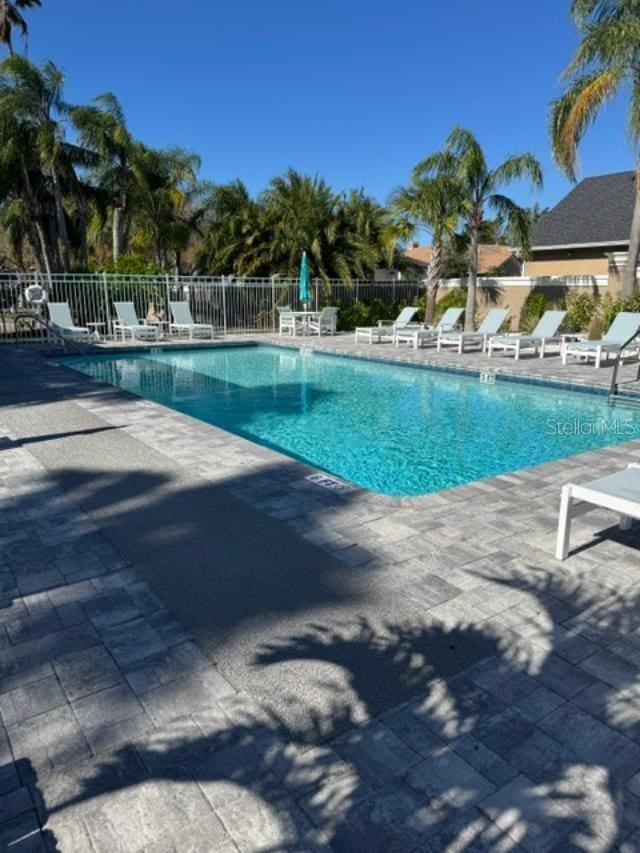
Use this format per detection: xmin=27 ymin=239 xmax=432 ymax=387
xmin=271 ymin=275 xmax=276 ymax=332
xmin=102 ymin=272 xmax=111 ymax=338
xmin=222 ymin=277 xmax=228 ymax=336
xmin=165 ymin=274 xmax=171 ymax=322
xmin=314 ymin=278 xmax=319 ymax=311
xmin=355 ymin=280 xmax=359 ymax=303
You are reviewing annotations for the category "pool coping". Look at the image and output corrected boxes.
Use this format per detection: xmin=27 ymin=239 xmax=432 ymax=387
xmin=43 ymin=338 xmax=640 ymax=508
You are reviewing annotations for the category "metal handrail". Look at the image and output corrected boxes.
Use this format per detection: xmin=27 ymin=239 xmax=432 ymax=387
xmin=14 ymin=313 xmax=89 ymax=356
xmin=608 ymin=328 xmax=640 ymax=400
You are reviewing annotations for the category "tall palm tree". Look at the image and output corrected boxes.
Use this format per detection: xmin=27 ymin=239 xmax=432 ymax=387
xmin=390 ymin=172 xmax=462 ymax=323
xmin=551 ymin=0 xmax=640 ymax=296
xmin=0 ymin=56 xmax=74 ymax=270
xmin=129 ymin=144 xmax=205 ymax=270
xmin=70 ymin=93 xmax=135 ymax=262
xmin=0 ymin=0 xmax=41 ymax=57
xmin=414 ymin=127 xmax=542 ymax=330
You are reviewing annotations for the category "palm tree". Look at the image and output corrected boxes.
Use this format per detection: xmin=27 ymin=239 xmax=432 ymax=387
xmin=0 ymin=56 xmax=74 ymax=270
xmin=194 ymin=180 xmax=265 ymax=275
xmin=70 ymin=93 xmax=135 ymax=262
xmin=0 ymin=0 xmax=41 ymax=57
xmin=551 ymin=0 xmax=640 ymax=297
xmin=414 ymin=127 xmax=542 ymax=330
xmin=390 ymin=172 xmax=462 ymax=323
xmin=129 ymin=144 xmax=206 ymax=271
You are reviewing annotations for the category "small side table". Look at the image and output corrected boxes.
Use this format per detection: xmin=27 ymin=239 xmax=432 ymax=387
xmin=560 ymin=333 xmax=588 ymax=360
xmin=86 ymin=322 xmax=106 ymax=341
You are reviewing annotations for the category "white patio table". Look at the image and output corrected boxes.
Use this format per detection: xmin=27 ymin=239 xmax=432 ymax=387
xmin=289 ymin=310 xmax=320 ymax=336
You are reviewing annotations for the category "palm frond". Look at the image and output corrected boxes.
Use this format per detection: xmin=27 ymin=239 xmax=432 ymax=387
xmin=550 ymin=68 xmax=622 ymax=178
xmin=490 ymin=154 xmax=543 ymax=192
xmin=487 ymin=194 xmax=533 ymax=256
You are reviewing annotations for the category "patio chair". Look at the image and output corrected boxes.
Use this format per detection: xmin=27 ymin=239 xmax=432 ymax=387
xmin=555 ymin=464 xmax=640 ymax=560
xmin=562 ymin=312 xmax=640 ymax=368
xmin=487 ymin=310 xmax=567 ymax=360
xmin=47 ymin=302 xmax=91 ymax=343
xmin=308 ymin=306 xmax=338 ymax=335
xmin=354 ymin=306 xmax=419 ymax=344
xmin=113 ymin=302 xmax=160 ymax=342
xmin=437 ymin=308 xmax=510 ymax=354
xmin=278 ymin=307 xmax=303 ymax=336
xmin=393 ymin=307 xmax=464 ymax=349
xmin=169 ymin=301 xmax=214 ymax=339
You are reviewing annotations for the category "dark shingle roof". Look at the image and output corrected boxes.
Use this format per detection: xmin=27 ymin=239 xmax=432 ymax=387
xmin=533 ymin=171 xmax=635 ymax=248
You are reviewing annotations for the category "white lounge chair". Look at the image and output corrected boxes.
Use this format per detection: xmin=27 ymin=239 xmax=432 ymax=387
xmin=394 ymin=307 xmax=464 ymax=349
xmin=437 ymin=308 xmax=510 ymax=354
xmin=556 ymin=464 xmax=640 ymax=560
xmin=487 ymin=310 xmax=567 ymax=360
xmin=169 ymin=301 xmax=214 ymax=339
xmin=562 ymin=312 xmax=640 ymax=368
xmin=47 ymin=302 xmax=91 ymax=343
xmin=113 ymin=302 xmax=160 ymax=342
xmin=308 ymin=306 xmax=338 ymax=335
xmin=354 ymin=306 xmax=419 ymax=344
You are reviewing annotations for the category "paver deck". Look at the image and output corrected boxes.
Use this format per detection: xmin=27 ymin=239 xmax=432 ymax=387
xmin=0 ymin=335 xmax=639 ymax=851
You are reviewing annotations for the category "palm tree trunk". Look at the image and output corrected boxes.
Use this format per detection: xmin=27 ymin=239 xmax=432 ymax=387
xmin=34 ymin=220 xmax=52 ymax=278
xmin=51 ymin=170 xmax=71 ymax=272
xmin=112 ymin=206 xmax=125 ymax=262
xmin=622 ymin=155 xmax=640 ymax=298
xmin=465 ymin=215 xmax=479 ymax=331
xmin=425 ymin=240 xmax=443 ymax=324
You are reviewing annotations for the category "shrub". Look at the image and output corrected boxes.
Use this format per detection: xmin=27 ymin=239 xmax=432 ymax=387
xmin=433 ymin=288 xmax=467 ymax=320
xmin=334 ymin=298 xmax=408 ymax=331
xmin=97 ymin=253 xmax=163 ymax=276
xmin=598 ymin=293 xmax=620 ymax=332
xmin=519 ymin=291 xmax=550 ymax=334
xmin=564 ymin=290 xmax=598 ymax=332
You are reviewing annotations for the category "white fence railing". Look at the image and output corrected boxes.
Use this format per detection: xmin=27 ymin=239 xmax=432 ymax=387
xmin=0 ymin=271 xmax=613 ymax=344
xmin=0 ymin=273 xmax=427 ymax=343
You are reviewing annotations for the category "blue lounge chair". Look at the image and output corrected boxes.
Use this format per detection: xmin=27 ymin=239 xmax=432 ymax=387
xmin=562 ymin=312 xmax=640 ymax=368
xmin=487 ymin=310 xmax=567 ymax=359
xmin=354 ymin=306 xmax=419 ymax=344
xmin=437 ymin=308 xmax=510 ymax=354
xmin=394 ymin=307 xmax=464 ymax=349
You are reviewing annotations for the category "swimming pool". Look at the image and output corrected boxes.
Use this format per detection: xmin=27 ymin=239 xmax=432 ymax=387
xmin=59 ymin=345 xmax=640 ymax=496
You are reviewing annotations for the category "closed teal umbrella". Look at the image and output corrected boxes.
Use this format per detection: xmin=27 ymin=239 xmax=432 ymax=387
xmin=299 ymin=251 xmax=310 ymax=308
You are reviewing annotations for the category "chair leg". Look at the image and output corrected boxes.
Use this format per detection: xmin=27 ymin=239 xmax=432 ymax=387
xmin=595 ymin=347 xmax=601 ymax=369
xmin=539 ymin=339 xmax=545 ymax=358
xmin=620 ymin=515 xmax=632 ymax=531
xmin=514 ymin=340 xmax=520 ymax=360
xmin=555 ymin=485 xmax=574 ymax=561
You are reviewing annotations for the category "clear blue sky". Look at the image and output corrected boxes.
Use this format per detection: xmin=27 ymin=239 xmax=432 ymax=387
xmin=27 ymin=0 xmax=633 ymax=211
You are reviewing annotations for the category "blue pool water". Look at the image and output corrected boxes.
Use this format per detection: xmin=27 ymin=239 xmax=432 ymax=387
xmin=59 ymin=345 xmax=640 ymax=496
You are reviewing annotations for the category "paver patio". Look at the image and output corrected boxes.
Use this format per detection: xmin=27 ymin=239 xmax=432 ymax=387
xmin=0 ymin=335 xmax=639 ymax=851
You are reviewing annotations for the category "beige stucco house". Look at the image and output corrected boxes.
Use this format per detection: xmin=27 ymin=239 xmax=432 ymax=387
xmin=525 ymin=170 xmax=635 ymax=294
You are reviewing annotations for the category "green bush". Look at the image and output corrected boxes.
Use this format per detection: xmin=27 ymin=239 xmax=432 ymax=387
xmin=598 ymin=293 xmax=620 ymax=332
xmin=519 ymin=291 xmax=550 ymax=334
xmin=564 ymin=290 xmax=598 ymax=332
xmin=335 ymin=298 xmax=408 ymax=331
xmin=597 ymin=291 xmax=640 ymax=332
xmin=432 ymin=288 xmax=467 ymax=320
xmin=96 ymin=253 xmax=163 ymax=276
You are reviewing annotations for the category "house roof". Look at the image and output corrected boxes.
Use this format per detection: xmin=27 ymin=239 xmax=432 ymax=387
xmin=404 ymin=243 xmax=519 ymax=273
xmin=533 ymin=171 xmax=635 ymax=249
